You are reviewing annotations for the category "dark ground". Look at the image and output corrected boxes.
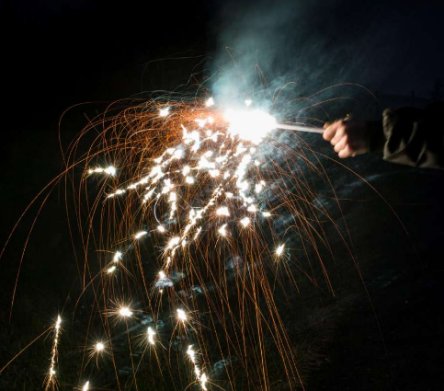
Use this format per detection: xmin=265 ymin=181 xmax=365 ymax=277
xmin=1 ymin=1 xmax=444 ymax=390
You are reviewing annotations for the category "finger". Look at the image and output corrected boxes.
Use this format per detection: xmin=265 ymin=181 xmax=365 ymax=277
xmin=338 ymin=145 xmax=354 ymax=158
xmin=333 ymin=135 xmax=348 ymax=152
xmin=322 ymin=122 xmax=339 ymax=141
xmin=330 ymin=124 xmax=345 ymax=144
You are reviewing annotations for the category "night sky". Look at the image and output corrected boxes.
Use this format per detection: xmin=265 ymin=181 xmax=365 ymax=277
xmin=1 ymin=0 xmax=444 ymax=389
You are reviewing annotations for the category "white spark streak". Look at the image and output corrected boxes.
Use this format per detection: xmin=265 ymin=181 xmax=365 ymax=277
xmin=88 ymin=165 xmax=116 ymax=176
xmin=134 ymin=231 xmax=148 ymax=240
xmin=46 ymin=315 xmax=62 ymax=390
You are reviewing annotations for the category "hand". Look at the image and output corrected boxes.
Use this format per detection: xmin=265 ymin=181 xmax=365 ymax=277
xmin=323 ymin=118 xmax=371 ymax=158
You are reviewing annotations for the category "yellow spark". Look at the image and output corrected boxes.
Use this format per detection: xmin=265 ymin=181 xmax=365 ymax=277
xmin=157 ymin=225 xmax=166 ymax=233
xmin=82 ymin=381 xmax=90 ymax=391
xmin=262 ymin=211 xmax=272 ymax=217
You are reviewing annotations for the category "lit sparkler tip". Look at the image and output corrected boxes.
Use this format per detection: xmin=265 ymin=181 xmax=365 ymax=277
xmin=225 ymin=108 xmax=277 ymax=144
xmin=275 ymin=243 xmax=285 ymax=257
xmin=118 ymin=306 xmax=133 ymax=318
xmin=177 ymin=308 xmax=187 ymax=322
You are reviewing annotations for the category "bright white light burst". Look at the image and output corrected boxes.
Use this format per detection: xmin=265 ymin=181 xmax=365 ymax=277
xmin=225 ymin=109 xmax=277 ymax=144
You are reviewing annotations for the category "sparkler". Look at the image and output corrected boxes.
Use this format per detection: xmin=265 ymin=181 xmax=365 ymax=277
xmin=11 ymin=95 xmax=337 ymax=391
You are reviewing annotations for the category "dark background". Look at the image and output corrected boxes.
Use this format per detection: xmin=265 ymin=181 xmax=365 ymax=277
xmin=1 ymin=0 xmax=444 ymax=389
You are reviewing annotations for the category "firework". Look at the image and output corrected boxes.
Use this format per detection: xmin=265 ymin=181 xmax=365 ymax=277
xmin=4 ymin=94 xmax=343 ymax=391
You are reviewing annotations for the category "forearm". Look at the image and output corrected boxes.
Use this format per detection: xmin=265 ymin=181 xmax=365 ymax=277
xmin=375 ymin=103 xmax=444 ymax=169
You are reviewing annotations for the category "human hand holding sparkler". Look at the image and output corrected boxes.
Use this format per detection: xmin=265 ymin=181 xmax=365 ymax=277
xmin=322 ymin=118 xmax=374 ymax=158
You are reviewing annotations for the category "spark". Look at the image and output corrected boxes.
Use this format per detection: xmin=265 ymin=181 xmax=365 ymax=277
xmin=275 ymin=244 xmax=285 ymax=257
xmin=88 ymin=165 xmax=116 ymax=176
xmin=113 ymin=251 xmax=122 ymax=263
xmin=157 ymin=224 xmax=167 ymax=233
xmin=240 ymin=217 xmax=251 ymax=227
xmin=262 ymin=211 xmax=272 ymax=217
xmin=182 ymin=165 xmax=191 ymax=176
xmin=205 ymin=97 xmax=215 ymax=107
xmin=200 ymin=372 xmax=208 ymax=390
xmin=95 ymin=341 xmax=105 ymax=352
xmin=159 ymin=107 xmax=170 ymax=117
xmin=185 ymin=176 xmax=195 ymax=184
xmin=82 ymin=381 xmax=90 ymax=391
xmin=216 ymin=206 xmax=230 ymax=217
xmin=147 ymin=327 xmax=156 ymax=345
xmin=134 ymin=231 xmax=148 ymax=240
xmin=118 ymin=306 xmax=133 ymax=318
xmin=218 ymin=224 xmax=228 ymax=237
xmin=177 ymin=308 xmax=187 ymax=322
xmin=166 ymin=236 xmax=181 ymax=250
xmin=45 ymin=315 xmax=62 ymax=390
xmin=106 ymin=265 xmax=116 ymax=274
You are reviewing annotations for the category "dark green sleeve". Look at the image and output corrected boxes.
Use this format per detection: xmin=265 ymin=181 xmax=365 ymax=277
xmin=380 ymin=102 xmax=444 ymax=169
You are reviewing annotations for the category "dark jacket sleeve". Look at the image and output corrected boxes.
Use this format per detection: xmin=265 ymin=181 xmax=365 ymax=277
xmin=378 ymin=102 xmax=444 ymax=169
